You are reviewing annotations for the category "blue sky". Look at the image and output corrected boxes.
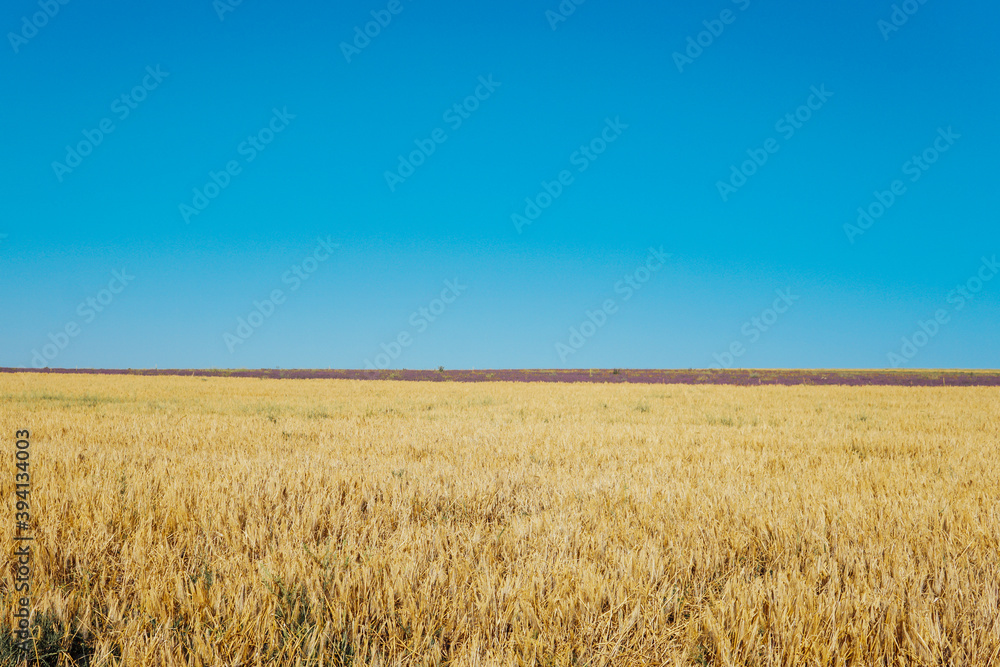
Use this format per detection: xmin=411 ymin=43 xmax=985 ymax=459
xmin=2 ymin=0 xmax=998 ymax=370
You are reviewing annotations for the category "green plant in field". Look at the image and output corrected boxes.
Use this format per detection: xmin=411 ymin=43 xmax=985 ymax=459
xmin=0 ymin=612 xmax=94 ymax=667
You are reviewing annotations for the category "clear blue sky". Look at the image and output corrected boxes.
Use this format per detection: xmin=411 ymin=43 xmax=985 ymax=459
xmin=2 ymin=0 xmax=998 ymax=369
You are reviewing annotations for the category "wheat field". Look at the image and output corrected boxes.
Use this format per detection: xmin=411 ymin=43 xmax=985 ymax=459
xmin=1 ymin=373 xmax=998 ymax=666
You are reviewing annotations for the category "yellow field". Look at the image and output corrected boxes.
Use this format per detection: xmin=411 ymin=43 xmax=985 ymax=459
xmin=1 ymin=374 xmax=998 ymax=666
